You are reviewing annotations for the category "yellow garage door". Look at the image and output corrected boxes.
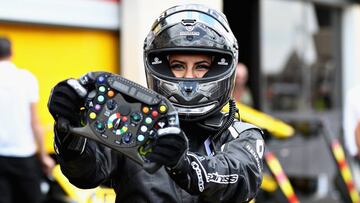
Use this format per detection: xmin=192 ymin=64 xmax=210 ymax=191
xmin=0 ymin=23 xmax=120 ymax=153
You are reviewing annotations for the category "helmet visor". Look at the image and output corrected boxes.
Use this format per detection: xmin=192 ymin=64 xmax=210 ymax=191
xmin=146 ymin=51 xmax=234 ymax=82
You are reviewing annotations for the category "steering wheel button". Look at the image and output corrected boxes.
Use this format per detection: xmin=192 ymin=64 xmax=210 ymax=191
xmin=157 ymin=121 xmax=165 ymax=128
xmin=107 ymin=90 xmax=115 ymax=97
xmin=145 ymin=117 xmax=152 ymax=124
xmin=115 ymin=129 xmax=121 ymax=135
xmin=97 ymin=76 xmax=105 ymax=83
xmin=159 ymin=105 xmax=167 ymax=113
xmin=140 ymin=125 xmax=148 ymax=132
xmin=137 ymin=135 xmax=145 ymax=142
xmin=89 ymin=112 xmax=97 ymax=119
xmin=131 ymin=113 xmax=141 ymax=122
xmin=149 ymin=130 xmax=156 ymax=138
xmin=88 ymin=91 xmax=97 ymax=99
xmin=142 ymin=106 xmax=150 ymax=114
xmin=95 ymin=104 xmax=101 ymax=111
xmin=106 ymin=99 xmax=116 ymax=110
xmin=99 ymin=86 xmax=106 ymax=92
xmin=97 ymin=95 xmax=105 ymax=103
xmin=151 ymin=111 xmax=159 ymax=117
xmin=122 ymin=126 xmax=128 ymax=133
xmin=123 ymin=133 xmax=132 ymax=143
xmin=96 ymin=122 xmax=104 ymax=129
xmin=121 ymin=116 xmax=128 ymax=122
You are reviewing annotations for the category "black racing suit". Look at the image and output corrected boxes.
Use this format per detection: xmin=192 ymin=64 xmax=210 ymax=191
xmin=54 ymin=112 xmax=264 ymax=203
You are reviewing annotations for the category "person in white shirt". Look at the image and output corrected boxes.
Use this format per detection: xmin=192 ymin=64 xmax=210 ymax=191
xmin=0 ymin=36 xmax=55 ymax=203
xmin=343 ymin=84 xmax=360 ymax=190
xmin=344 ymin=84 xmax=360 ymax=158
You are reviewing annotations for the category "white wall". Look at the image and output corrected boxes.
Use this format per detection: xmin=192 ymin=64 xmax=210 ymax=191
xmin=0 ymin=0 xmax=119 ymax=30
xmin=342 ymin=4 xmax=360 ymax=98
xmin=120 ymin=0 xmax=223 ymax=86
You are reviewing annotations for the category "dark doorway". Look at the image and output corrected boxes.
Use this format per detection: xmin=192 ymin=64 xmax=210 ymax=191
xmin=223 ymin=0 xmax=261 ymax=109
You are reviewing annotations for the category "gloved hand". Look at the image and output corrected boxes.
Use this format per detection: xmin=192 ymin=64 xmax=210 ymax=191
xmin=48 ymin=78 xmax=89 ymax=156
xmin=146 ymin=127 xmax=189 ymax=168
xmin=48 ymin=79 xmax=86 ymax=126
xmin=48 ymin=72 xmax=113 ymax=158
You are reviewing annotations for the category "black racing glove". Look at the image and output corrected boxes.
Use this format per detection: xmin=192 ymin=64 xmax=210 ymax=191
xmin=48 ymin=79 xmax=85 ymax=126
xmin=48 ymin=78 xmax=89 ymax=157
xmin=48 ymin=71 xmax=110 ymax=124
xmin=146 ymin=127 xmax=189 ymax=168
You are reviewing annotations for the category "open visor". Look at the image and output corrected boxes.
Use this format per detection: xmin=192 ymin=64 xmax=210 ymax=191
xmin=146 ymin=51 xmax=234 ymax=82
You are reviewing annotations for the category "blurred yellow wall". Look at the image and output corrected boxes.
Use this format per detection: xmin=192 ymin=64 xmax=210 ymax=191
xmin=0 ymin=23 xmax=119 ymax=153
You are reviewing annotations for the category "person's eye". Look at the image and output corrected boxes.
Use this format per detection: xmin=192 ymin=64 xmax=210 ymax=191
xmin=170 ymin=64 xmax=185 ymax=71
xmin=195 ymin=64 xmax=210 ymax=71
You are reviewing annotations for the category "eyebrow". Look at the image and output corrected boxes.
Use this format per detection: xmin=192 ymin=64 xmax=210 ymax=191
xmin=169 ymin=60 xmax=211 ymax=64
xmin=169 ymin=59 xmax=185 ymax=64
xmin=196 ymin=60 xmax=211 ymax=64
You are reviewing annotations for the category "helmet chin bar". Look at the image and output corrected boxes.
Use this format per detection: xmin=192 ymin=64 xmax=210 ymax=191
xmin=148 ymin=74 xmax=229 ymax=119
xmin=173 ymin=102 xmax=217 ymax=116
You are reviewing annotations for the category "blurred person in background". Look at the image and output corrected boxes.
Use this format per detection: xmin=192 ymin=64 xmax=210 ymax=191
xmin=233 ymin=63 xmax=254 ymax=106
xmin=47 ymin=4 xmax=265 ymax=203
xmin=343 ymin=84 xmax=360 ymax=191
xmin=0 ymin=36 xmax=55 ymax=203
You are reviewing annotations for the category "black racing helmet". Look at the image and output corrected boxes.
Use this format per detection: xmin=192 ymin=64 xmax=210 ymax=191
xmin=143 ymin=4 xmax=239 ymax=121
